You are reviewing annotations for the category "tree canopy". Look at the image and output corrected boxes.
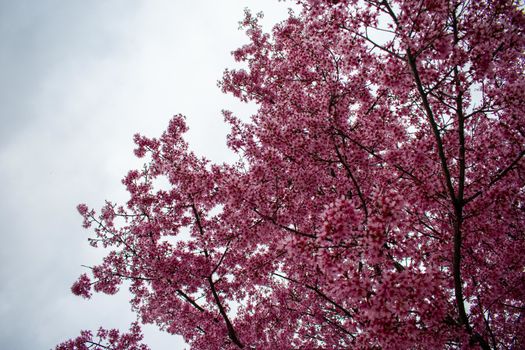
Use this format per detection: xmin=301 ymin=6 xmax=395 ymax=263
xmin=58 ymin=0 xmax=525 ymax=349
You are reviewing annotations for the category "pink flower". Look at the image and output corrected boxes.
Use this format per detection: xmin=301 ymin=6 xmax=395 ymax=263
xmin=71 ymin=273 xmax=92 ymax=299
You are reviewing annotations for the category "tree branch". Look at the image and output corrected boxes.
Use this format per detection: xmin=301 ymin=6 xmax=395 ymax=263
xmin=208 ymin=276 xmax=244 ymax=348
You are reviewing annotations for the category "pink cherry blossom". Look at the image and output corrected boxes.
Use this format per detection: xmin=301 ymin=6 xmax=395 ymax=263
xmin=71 ymin=273 xmax=91 ymax=299
xmin=59 ymin=0 xmax=525 ymax=349
xmin=56 ymin=323 xmax=149 ymax=350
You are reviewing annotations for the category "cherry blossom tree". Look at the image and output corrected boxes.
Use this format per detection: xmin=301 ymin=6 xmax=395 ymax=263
xmin=60 ymin=0 xmax=525 ymax=348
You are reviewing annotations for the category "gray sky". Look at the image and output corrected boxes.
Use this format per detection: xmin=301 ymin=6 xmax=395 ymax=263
xmin=0 ymin=1 xmax=290 ymax=348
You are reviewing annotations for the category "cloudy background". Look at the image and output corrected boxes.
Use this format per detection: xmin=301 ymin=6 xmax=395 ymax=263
xmin=0 ymin=1 xmax=291 ymax=348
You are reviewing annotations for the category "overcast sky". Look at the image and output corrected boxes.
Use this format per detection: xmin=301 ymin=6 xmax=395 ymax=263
xmin=0 ymin=1 xmax=291 ymax=348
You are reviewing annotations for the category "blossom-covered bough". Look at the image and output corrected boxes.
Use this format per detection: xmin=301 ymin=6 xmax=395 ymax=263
xmin=60 ymin=0 xmax=524 ymax=349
